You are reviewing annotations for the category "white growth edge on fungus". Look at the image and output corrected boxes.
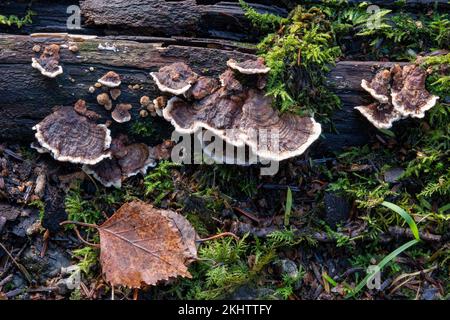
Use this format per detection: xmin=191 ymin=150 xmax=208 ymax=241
xmin=361 ymin=79 xmax=390 ymax=104
xmin=82 ymin=164 xmax=122 ymax=189
xmin=98 ymin=78 xmax=121 ymax=88
xmin=354 ymin=105 xmax=403 ymax=129
xmin=227 ymin=60 xmax=271 ymax=75
xmin=164 ymin=97 xmax=322 ymax=162
xmin=31 ymin=58 xmax=63 ymax=78
xmin=150 ymin=72 xmax=192 ymax=95
xmin=33 ymin=123 xmax=112 ymax=165
xmin=391 ymin=92 xmax=439 ymax=119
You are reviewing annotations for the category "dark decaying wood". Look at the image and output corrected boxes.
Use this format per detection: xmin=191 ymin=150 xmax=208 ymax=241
xmin=0 ymin=0 xmax=287 ymax=42
xmin=0 ymin=33 xmax=403 ymax=152
xmin=1 ymin=0 xmax=447 ymax=41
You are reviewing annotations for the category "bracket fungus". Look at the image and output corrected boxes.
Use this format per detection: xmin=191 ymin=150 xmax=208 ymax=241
xmin=82 ymin=158 xmax=123 ymax=189
xmin=164 ymin=89 xmax=321 ymax=162
xmin=74 ymin=99 xmax=101 ymax=121
xmin=361 ymin=69 xmax=391 ymax=104
xmin=356 ymin=63 xmax=439 ymax=128
xmin=83 ymin=139 xmax=173 ymax=188
xmin=153 ymin=96 xmax=167 ymax=117
xmin=98 ymin=71 xmax=121 ymax=88
xmin=117 ymin=143 xmax=156 ymax=178
xmin=150 ymin=62 xmax=198 ymax=95
xmin=187 ymin=76 xmax=220 ymax=100
xmin=390 ymin=64 xmax=439 ymax=118
xmin=33 ymin=106 xmax=111 ymax=165
xmin=355 ymin=102 xmax=402 ymax=130
xmin=153 ymin=59 xmax=322 ymax=163
xmin=112 ymin=103 xmax=132 ymax=123
xmin=31 ymin=44 xmax=63 ymax=78
xmin=227 ymin=57 xmax=271 ymax=75
xmin=110 ymin=88 xmax=121 ymax=101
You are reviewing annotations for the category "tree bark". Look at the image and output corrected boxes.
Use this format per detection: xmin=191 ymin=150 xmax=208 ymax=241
xmin=2 ymin=1 xmax=446 ymax=41
xmin=0 ymin=0 xmax=287 ymax=42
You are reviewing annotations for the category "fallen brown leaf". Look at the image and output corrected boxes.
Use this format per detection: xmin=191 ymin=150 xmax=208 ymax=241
xmin=99 ymin=200 xmax=198 ymax=288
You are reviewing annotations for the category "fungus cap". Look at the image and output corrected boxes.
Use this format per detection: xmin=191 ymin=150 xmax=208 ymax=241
xmin=82 ymin=159 xmax=122 ymax=189
xmin=361 ymin=69 xmax=391 ymax=103
xmin=226 ymin=57 xmax=271 ymax=75
xmin=163 ymin=89 xmax=321 ymax=162
xmin=219 ymin=69 xmax=243 ymax=92
xmin=355 ymin=102 xmax=402 ymax=129
xmin=186 ymin=76 xmax=219 ymax=100
xmin=112 ymin=104 xmax=132 ymax=123
xmin=97 ymin=93 xmax=112 ymax=110
xmin=117 ymin=143 xmax=156 ymax=178
xmin=110 ymin=88 xmax=121 ymax=101
xmin=391 ymin=65 xmax=439 ymax=118
xmin=150 ymin=62 xmax=198 ymax=95
xmin=98 ymin=71 xmax=121 ymax=88
xmin=33 ymin=107 xmax=111 ymax=165
xmin=31 ymin=44 xmax=63 ymax=78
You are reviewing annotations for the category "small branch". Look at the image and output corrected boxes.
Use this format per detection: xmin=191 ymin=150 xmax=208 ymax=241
xmin=59 ymin=221 xmax=100 ymax=248
xmin=0 ymin=242 xmax=32 ymax=283
xmin=232 ymin=207 xmax=261 ymax=223
xmin=60 ymin=220 xmax=99 ymax=230
xmin=0 ymin=274 xmax=13 ymax=287
xmin=197 ymin=232 xmax=239 ymax=242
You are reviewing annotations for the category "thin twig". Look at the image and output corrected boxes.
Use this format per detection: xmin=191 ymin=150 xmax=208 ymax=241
xmin=73 ymin=226 xmax=100 ymax=248
xmin=197 ymin=232 xmax=239 ymax=242
xmin=0 ymin=242 xmax=32 ymax=283
xmin=0 ymin=274 xmax=13 ymax=287
xmin=232 ymin=207 xmax=261 ymax=223
xmin=60 ymin=220 xmax=99 ymax=229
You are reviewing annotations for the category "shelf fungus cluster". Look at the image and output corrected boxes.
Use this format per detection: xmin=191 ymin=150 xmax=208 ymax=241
xmin=31 ymin=44 xmax=64 ymax=78
xmin=94 ymin=71 xmax=132 ymax=123
xmin=356 ymin=63 xmax=439 ymax=129
xmin=32 ymin=101 xmax=173 ymax=188
xmin=83 ymin=135 xmax=155 ymax=189
xmin=150 ymin=59 xmax=322 ymax=163
xmin=83 ymin=138 xmax=174 ymax=188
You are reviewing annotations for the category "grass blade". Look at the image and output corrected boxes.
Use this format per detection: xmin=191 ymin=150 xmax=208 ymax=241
xmin=381 ymin=201 xmax=420 ymax=240
xmin=284 ymin=187 xmax=293 ymax=226
xmin=347 ymin=239 xmax=420 ymax=298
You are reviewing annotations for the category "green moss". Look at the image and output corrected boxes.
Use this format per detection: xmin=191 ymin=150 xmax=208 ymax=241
xmin=144 ymin=160 xmax=180 ymax=204
xmin=65 ymin=186 xmax=103 ymax=229
xmin=238 ymin=0 xmax=285 ymax=34
xmin=72 ymin=246 xmax=99 ymax=275
xmin=0 ymin=10 xmax=34 ymax=28
xmin=28 ymin=199 xmax=45 ymax=221
xmin=130 ymin=118 xmax=156 ymax=138
xmin=256 ymin=6 xmax=342 ymax=120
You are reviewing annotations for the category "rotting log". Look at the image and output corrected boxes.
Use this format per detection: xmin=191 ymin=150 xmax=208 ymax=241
xmin=0 ymin=0 xmax=287 ymax=42
xmin=0 ymin=33 xmax=405 ymax=153
xmin=2 ymin=0 xmax=446 ymax=41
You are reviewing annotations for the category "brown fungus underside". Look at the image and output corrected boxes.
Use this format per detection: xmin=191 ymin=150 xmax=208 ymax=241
xmin=156 ymin=60 xmax=321 ymax=162
xmin=356 ymin=63 xmax=439 ymax=129
xmin=83 ymin=139 xmax=174 ymax=188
